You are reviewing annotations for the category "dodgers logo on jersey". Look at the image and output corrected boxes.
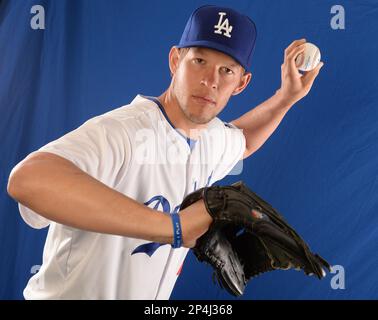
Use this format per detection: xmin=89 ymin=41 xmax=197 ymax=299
xmin=214 ymin=12 xmax=233 ymax=38
xmin=131 ymin=172 xmax=213 ymax=257
xmin=131 ymin=197 xmax=180 ymax=257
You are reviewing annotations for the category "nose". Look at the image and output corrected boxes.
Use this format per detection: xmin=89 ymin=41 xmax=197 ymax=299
xmin=200 ymin=67 xmax=218 ymax=90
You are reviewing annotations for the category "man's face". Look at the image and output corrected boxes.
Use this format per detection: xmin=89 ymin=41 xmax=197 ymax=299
xmin=170 ymin=47 xmax=251 ymax=125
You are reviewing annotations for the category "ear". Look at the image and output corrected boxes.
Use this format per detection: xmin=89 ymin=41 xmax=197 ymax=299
xmin=231 ymin=72 xmax=252 ymax=96
xmin=168 ymin=46 xmax=181 ymax=77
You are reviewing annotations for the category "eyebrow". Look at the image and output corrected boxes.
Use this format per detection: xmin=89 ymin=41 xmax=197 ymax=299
xmin=192 ymin=47 xmax=239 ymax=68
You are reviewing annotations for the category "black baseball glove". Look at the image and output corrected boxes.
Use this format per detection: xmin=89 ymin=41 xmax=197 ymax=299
xmin=180 ymin=181 xmax=331 ymax=297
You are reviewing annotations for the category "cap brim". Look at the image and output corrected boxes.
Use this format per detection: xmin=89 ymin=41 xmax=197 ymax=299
xmin=176 ymin=40 xmax=249 ymax=71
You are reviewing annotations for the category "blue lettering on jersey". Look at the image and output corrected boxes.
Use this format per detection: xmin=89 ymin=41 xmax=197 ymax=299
xmin=131 ymin=171 xmax=213 ymax=257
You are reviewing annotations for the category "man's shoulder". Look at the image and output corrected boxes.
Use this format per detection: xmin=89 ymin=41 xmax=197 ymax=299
xmin=207 ymin=117 xmax=240 ymax=131
xmin=87 ymin=95 xmax=160 ymax=130
xmin=104 ymin=95 xmax=158 ymax=120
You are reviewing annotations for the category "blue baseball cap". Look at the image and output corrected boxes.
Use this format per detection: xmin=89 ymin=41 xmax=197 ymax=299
xmin=177 ymin=5 xmax=257 ymax=71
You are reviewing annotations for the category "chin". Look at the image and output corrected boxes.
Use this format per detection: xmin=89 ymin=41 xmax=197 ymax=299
xmin=188 ymin=113 xmax=215 ymax=125
xmin=179 ymin=100 xmax=217 ymax=124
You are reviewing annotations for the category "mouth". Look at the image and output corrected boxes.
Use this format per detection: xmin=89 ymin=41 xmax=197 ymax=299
xmin=192 ymin=95 xmax=216 ymax=105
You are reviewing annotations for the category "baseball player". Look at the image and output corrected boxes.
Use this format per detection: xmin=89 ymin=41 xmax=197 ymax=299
xmin=7 ymin=5 xmax=323 ymax=299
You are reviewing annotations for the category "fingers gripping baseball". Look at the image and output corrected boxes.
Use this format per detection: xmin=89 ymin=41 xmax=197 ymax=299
xmin=279 ymin=39 xmax=324 ymax=105
xmin=284 ymin=39 xmax=307 ymax=57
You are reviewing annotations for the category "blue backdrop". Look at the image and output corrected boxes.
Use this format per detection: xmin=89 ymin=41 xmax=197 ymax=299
xmin=1 ymin=0 xmax=377 ymax=300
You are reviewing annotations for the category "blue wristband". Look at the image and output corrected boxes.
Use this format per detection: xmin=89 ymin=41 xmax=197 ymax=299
xmin=170 ymin=213 xmax=182 ymax=248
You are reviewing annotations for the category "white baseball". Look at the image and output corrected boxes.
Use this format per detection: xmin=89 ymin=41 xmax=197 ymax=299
xmin=295 ymin=42 xmax=321 ymax=71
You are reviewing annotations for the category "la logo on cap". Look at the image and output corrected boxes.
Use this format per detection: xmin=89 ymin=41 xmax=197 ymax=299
xmin=214 ymin=12 xmax=233 ymax=38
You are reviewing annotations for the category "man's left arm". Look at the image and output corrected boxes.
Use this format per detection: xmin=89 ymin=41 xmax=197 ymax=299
xmin=231 ymin=39 xmax=324 ymax=159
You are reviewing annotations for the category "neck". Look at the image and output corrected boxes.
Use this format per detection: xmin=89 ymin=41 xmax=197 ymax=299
xmin=158 ymin=87 xmax=207 ymax=141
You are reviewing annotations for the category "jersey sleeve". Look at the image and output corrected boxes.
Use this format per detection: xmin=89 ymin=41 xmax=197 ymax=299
xmin=18 ymin=116 xmax=133 ymax=229
xmin=210 ymin=121 xmax=246 ymax=184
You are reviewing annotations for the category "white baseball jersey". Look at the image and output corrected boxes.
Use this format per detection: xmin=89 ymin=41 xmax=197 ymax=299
xmin=18 ymin=95 xmax=246 ymax=299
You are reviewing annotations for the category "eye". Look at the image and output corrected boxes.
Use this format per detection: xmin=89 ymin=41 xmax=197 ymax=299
xmin=193 ymin=58 xmax=205 ymax=64
xmin=221 ymin=67 xmax=234 ymax=75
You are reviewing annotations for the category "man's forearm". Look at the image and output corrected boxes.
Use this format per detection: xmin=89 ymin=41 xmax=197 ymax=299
xmin=7 ymin=152 xmax=211 ymax=246
xmin=231 ymin=89 xmax=294 ymax=156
